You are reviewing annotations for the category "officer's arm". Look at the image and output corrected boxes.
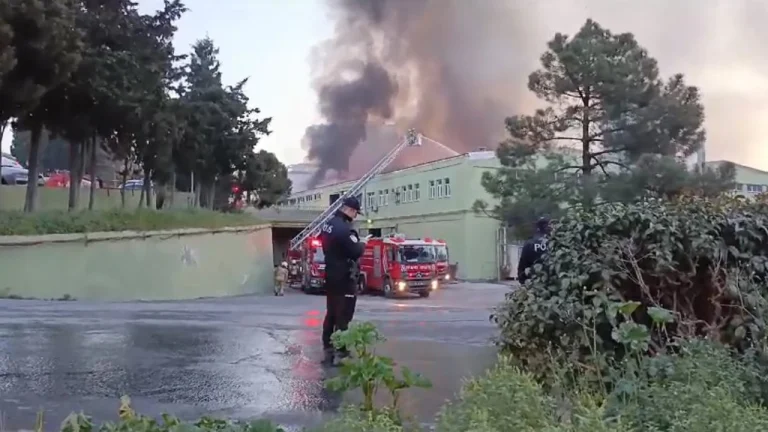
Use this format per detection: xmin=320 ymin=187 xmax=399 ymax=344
xmin=518 ymin=242 xmax=533 ymax=281
xmin=333 ymin=224 xmax=365 ymax=260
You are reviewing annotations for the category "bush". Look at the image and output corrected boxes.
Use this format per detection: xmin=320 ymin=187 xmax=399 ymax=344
xmin=611 ymin=340 xmax=768 ymax=431
xmin=0 ymin=208 xmax=259 ymax=235
xmin=434 ymin=341 xmax=768 ymax=432
xmin=494 ymin=195 xmax=768 ymax=378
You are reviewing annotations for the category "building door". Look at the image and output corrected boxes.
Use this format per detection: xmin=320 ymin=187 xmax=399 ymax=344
xmin=369 ymin=228 xmax=382 ymax=237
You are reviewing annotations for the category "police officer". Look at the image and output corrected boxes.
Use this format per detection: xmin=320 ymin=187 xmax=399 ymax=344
xmin=319 ymin=196 xmax=369 ymax=365
xmin=517 ymin=217 xmax=551 ymax=284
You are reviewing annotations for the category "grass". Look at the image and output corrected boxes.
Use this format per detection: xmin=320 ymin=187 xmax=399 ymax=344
xmin=0 ymin=208 xmax=261 ymax=236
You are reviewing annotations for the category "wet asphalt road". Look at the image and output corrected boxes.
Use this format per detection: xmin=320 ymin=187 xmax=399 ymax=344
xmin=0 ymin=283 xmax=508 ymax=431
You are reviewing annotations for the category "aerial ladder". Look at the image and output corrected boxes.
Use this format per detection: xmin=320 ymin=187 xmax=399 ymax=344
xmin=289 ymin=128 xmax=429 ymax=251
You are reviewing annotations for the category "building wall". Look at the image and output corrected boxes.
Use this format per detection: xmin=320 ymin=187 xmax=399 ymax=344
xmin=732 ymin=165 xmax=768 ymax=197
xmin=0 ymin=226 xmax=274 ymax=300
xmin=281 ymin=153 xmax=504 ymax=280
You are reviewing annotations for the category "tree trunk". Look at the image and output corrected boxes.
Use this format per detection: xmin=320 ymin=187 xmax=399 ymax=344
xmin=67 ymin=143 xmax=79 ymax=210
xmin=208 ymin=181 xmax=216 ymax=210
xmin=143 ymin=169 xmax=152 ymax=208
xmin=169 ymin=170 xmax=176 ymax=207
xmin=194 ymin=180 xmax=201 ymax=207
xmin=23 ymin=124 xmax=43 ymax=213
xmin=120 ymin=157 xmax=129 ymax=208
xmin=0 ymin=121 xmax=6 ymax=206
xmin=87 ymin=136 xmax=97 ymax=210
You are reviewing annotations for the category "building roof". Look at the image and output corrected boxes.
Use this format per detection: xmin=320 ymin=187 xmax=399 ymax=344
xmin=288 ymin=150 xmax=495 ymax=196
xmin=706 ymin=160 xmax=768 ymax=175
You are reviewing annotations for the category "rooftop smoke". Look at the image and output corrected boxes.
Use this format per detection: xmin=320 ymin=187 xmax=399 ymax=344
xmin=301 ymin=0 xmax=768 ymax=187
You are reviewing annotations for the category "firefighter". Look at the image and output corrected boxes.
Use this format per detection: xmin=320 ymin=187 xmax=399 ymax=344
xmin=319 ymin=196 xmax=369 ymax=365
xmin=274 ymin=261 xmax=288 ymax=296
xmin=517 ymin=216 xmax=551 ymax=285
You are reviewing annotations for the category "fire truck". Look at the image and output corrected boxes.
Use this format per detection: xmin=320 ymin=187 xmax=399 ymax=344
xmin=358 ymin=234 xmax=440 ymax=298
xmin=298 ymin=236 xmax=326 ymax=294
xmin=433 ymin=239 xmax=451 ymax=282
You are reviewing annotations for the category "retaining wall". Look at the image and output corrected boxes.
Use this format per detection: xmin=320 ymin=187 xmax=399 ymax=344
xmin=0 ymin=225 xmax=274 ymax=301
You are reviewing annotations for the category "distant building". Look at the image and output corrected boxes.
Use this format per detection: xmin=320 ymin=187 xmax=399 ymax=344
xmin=704 ymin=161 xmax=768 ymax=197
xmin=280 ymin=151 xmax=504 ymax=280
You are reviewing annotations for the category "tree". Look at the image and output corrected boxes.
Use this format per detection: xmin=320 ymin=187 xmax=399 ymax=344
xmin=0 ymin=0 xmax=83 ymax=212
xmin=10 ymin=128 xmax=70 ymax=171
xmin=474 ymin=20 xmax=733 ymax=237
xmin=240 ymin=150 xmax=292 ymax=209
xmin=180 ymin=38 xmax=272 ymax=209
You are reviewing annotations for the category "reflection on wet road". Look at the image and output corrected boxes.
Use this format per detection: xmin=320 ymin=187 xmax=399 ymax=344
xmin=0 ymin=283 xmax=507 ymax=430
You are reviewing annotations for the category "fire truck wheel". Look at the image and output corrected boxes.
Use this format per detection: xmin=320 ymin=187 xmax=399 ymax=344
xmin=419 ymin=290 xmax=430 ymax=298
xmin=383 ymin=279 xmax=395 ymax=299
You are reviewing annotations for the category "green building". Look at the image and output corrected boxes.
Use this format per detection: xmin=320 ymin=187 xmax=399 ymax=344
xmin=282 ymin=151 xmax=505 ymax=281
xmin=280 ymin=155 xmax=768 ymax=282
xmin=704 ymin=161 xmax=768 ymax=198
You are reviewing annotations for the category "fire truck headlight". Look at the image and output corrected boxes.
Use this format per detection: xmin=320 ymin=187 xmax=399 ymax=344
xmin=445 ymin=274 xmax=450 ymax=281
xmin=397 ymin=281 xmax=406 ymax=291
xmin=431 ymin=280 xmax=438 ymax=290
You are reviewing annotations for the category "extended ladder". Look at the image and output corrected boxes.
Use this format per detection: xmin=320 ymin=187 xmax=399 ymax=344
xmin=288 ymin=129 xmax=423 ymax=251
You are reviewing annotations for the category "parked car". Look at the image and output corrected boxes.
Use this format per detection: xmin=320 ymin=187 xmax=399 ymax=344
xmin=1 ymin=154 xmax=28 ymax=185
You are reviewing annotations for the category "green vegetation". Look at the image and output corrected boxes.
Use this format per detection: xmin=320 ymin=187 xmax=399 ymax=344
xmin=0 ymin=208 xmax=259 ymax=235
xmin=0 ymin=0 xmax=291 ymax=213
xmin=473 ymin=19 xmax=736 ymax=238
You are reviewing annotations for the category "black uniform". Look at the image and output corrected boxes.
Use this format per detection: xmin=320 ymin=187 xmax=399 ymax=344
xmin=518 ymin=218 xmax=551 ymax=284
xmin=319 ymin=210 xmax=365 ymax=351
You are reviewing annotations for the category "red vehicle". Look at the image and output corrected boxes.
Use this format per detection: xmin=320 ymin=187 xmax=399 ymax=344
xmin=286 ymin=249 xmax=302 ymax=286
xmin=359 ymin=234 xmax=439 ymax=298
xmin=433 ymin=239 xmax=451 ymax=282
xmin=299 ymin=236 xmax=326 ymax=294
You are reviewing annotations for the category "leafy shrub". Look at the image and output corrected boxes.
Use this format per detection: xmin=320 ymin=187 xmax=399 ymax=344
xmin=494 ymin=195 xmax=768 ymax=378
xmin=326 ymin=322 xmax=431 ymax=416
xmin=0 ymin=208 xmax=259 ymax=235
xmin=609 ymin=340 xmax=768 ymax=431
xmin=313 ymin=406 xmax=406 ymax=432
xmin=435 ymin=356 xmax=630 ymax=432
xmin=51 ymin=396 xmax=286 ymax=432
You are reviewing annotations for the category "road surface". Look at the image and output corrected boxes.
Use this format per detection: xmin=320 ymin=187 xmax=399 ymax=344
xmin=0 ymin=282 xmax=508 ymax=431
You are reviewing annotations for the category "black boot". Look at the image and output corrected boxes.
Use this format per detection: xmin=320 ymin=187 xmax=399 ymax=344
xmin=322 ymin=347 xmax=335 ymax=366
xmin=333 ymin=349 xmax=350 ymax=366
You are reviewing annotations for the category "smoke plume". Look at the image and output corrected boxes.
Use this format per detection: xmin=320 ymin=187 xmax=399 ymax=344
xmin=302 ymin=0 xmax=768 ymax=187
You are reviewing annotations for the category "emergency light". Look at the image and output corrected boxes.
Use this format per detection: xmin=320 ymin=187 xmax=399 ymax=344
xmin=310 ymin=239 xmax=321 ymax=247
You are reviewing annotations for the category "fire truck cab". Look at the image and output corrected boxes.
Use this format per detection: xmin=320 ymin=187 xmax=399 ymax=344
xmin=359 ymin=234 xmax=439 ymax=298
xmin=433 ymin=239 xmax=451 ymax=282
xmin=299 ymin=236 xmax=326 ymax=294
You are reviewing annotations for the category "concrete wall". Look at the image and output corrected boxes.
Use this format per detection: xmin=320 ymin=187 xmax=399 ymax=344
xmin=0 ymin=185 xmax=195 ymax=211
xmin=0 ymin=225 xmax=274 ymax=301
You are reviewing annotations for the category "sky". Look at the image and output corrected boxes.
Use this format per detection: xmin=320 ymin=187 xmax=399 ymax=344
xmin=2 ymin=0 xmax=332 ymax=164
xmin=2 ymin=0 xmax=766 ymax=172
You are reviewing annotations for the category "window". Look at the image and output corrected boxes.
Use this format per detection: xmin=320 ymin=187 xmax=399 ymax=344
xmin=747 ymin=184 xmax=764 ymax=193
xmin=366 ymin=191 xmax=376 ymax=209
xmin=378 ymin=190 xmax=385 ymax=206
xmin=735 ymin=183 xmax=744 ymax=191
xmin=444 ymin=178 xmax=451 ymax=197
xmin=436 ymin=179 xmax=444 ymax=198
xmin=383 ymin=189 xmax=389 ymax=205
xmin=429 ymin=180 xmax=436 ymax=199
xmin=315 ymin=193 xmax=321 ymax=200
xmin=406 ymin=184 xmax=413 ymax=202
xmin=414 ymin=183 xmax=420 ymax=201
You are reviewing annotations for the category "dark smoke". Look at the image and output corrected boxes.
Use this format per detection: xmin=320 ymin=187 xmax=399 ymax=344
xmin=302 ymin=0 xmax=768 ymax=187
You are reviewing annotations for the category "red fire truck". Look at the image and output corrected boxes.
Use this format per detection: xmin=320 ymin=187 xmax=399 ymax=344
xmin=359 ymin=234 xmax=439 ymax=298
xmin=299 ymin=236 xmax=327 ymax=294
xmin=433 ymin=239 xmax=451 ymax=282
